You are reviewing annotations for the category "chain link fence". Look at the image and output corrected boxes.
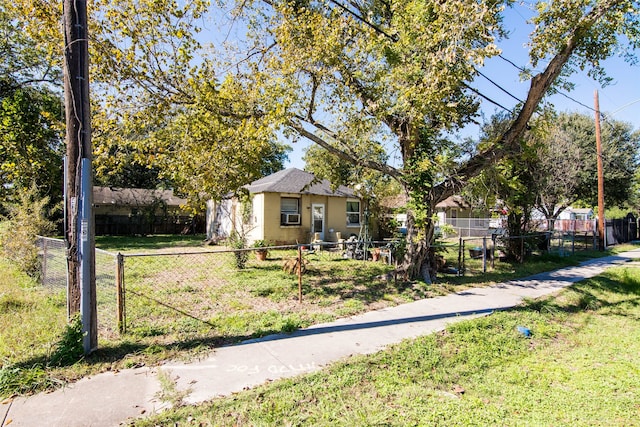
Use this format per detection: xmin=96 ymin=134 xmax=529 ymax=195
xmin=36 ymin=236 xmax=119 ymax=339
xmin=116 ymin=242 xmax=405 ymax=337
xmin=35 ymin=230 xmax=599 ymax=342
xmin=447 ymin=231 xmax=598 ymax=275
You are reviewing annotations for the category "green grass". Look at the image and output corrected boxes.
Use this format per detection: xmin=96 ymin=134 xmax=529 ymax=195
xmin=94 ymin=234 xmax=207 ymax=252
xmin=0 ymin=258 xmax=68 ymax=395
xmin=1 ymin=236 xmax=638 ymax=400
xmin=131 ymin=265 xmax=640 ymax=426
xmin=119 ymin=248 xmax=399 ymax=345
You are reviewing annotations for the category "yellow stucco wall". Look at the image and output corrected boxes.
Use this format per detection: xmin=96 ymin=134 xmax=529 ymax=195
xmin=249 ymin=192 xmax=362 ymax=245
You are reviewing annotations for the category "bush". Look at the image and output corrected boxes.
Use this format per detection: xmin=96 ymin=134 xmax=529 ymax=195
xmin=228 ymin=230 xmax=249 ymax=269
xmin=50 ymin=315 xmax=85 ymax=366
xmin=0 ymin=185 xmax=58 ymax=277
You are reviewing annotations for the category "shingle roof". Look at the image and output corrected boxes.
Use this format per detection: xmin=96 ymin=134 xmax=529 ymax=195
xmin=246 ymin=168 xmax=356 ymax=197
xmin=381 ymin=194 xmax=470 ymax=209
xmin=93 ymin=187 xmax=186 ymax=207
xmin=436 ymin=195 xmax=470 ymax=209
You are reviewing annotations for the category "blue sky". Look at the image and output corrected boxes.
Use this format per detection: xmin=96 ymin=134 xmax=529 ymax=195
xmin=282 ymin=3 xmax=640 ymax=169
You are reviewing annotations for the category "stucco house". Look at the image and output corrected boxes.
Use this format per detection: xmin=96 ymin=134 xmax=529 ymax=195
xmin=206 ymin=168 xmax=363 ymax=245
xmin=93 ymin=187 xmax=200 ymax=235
xmin=380 ymin=194 xmax=493 ymax=237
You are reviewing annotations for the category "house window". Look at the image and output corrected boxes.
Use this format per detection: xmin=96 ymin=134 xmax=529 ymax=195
xmin=346 ymin=200 xmax=361 ymax=226
xmin=281 ymin=197 xmax=301 ymax=225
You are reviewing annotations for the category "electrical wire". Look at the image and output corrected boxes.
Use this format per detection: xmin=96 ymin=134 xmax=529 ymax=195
xmin=327 ymin=0 xmax=399 ymax=42
xmin=476 ymin=69 xmax=524 ymax=104
xmin=463 ymin=83 xmax=513 ymax=113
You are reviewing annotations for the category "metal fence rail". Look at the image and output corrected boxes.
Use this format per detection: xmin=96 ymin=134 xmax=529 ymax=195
xmin=35 ymin=228 xmax=602 ymax=342
xmin=36 ymin=236 xmax=119 ymax=339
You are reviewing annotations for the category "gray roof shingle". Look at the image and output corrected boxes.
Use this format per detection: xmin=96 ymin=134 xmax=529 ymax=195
xmin=93 ymin=187 xmax=186 ymax=207
xmin=246 ymin=168 xmax=356 ymax=197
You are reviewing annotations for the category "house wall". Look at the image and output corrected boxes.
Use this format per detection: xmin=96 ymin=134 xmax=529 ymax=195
xmin=94 ymin=205 xmax=144 ymax=216
xmin=259 ymin=192 xmax=309 ymax=244
xmin=94 ymin=204 xmax=199 ymax=235
xmin=254 ymin=193 xmax=362 ymax=245
xmin=206 ymin=200 xmax=236 ymax=239
xmin=211 ymin=193 xmax=363 ymax=245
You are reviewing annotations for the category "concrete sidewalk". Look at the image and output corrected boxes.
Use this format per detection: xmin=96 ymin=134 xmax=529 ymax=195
xmin=3 ymin=250 xmax=639 ymax=427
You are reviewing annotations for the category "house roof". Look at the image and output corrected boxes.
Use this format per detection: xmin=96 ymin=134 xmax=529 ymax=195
xmin=245 ymin=168 xmax=357 ymax=198
xmin=380 ymin=194 xmax=471 ymax=209
xmin=93 ymin=187 xmax=187 ymax=207
xmin=566 ymin=208 xmax=593 ymax=214
xmin=437 ymin=195 xmax=471 ymax=209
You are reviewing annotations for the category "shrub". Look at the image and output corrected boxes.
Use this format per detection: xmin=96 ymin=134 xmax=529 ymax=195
xmin=0 ymin=185 xmax=58 ymax=277
xmin=228 ymin=230 xmax=249 ymax=269
xmin=49 ymin=315 xmax=85 ymax=366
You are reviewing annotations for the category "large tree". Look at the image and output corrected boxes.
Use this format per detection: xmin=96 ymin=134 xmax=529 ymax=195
xmin=9 ymin=0 xmax=639 ymax=281
xmin=0 ymin=85 xmax=64 ymax=205
xmin=534 ymin=112 xmax=639 ymax=219
xmin=1 ymin=5 xmax=64 ymax=207
xmin=220 ymin=0 xmax=639 ymax=280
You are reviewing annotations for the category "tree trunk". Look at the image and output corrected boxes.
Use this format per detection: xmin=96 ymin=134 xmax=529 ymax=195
xmin=400 ymin=207 xmax=438 ymax=283
xmin=506 ymin=211 xmax=524 ymax=262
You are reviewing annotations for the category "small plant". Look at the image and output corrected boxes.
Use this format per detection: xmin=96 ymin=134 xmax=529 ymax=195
xmin=0 ymin=184 xmax=58 ymax=278
xmin=228 ymin=230 xmax=249 ymax=269
xmin=252 ymin=239 xmax=270 ymax=248
xmin=156 ymin=369 xmax=190 ymax=407
xmin=253 ymin=239 xmax=270 ymax=260
xmin=49 ymin=315 xmax=85 ymax=367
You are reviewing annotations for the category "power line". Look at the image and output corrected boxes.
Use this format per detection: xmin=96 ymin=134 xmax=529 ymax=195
xmin=476 ymin=69 xmax=524 ymax=104
xmin=555 ymin=91 xmax=595 ymax=112
xmin=498 ymin=54 xmax=526 ymax=72
xmin=463 ymin=83 xmax=513 ymax=113
xmin=495 ymin=55 xmax=604 ymax=115
xmin=327 ymin=0 xmax=399 ymax=42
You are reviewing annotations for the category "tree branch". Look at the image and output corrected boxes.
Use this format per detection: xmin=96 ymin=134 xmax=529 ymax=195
xmin=288 ymin=117 xmax=401 ymax=179
xmin=433 ymin=0 xmax=622 ymax=203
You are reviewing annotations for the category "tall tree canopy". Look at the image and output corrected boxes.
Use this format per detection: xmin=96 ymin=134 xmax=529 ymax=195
xmin=224 ymin=0 xmax=639 ymax=279
xmin=7 ymin=0 xmax=639 ymax=279
xmin=0 ymin=85 xmax=64 ymax=204
xmin=1 ymin=5 xmax=64 ymax=207
xmin=470 ymin=110 xmax=639 ymax=224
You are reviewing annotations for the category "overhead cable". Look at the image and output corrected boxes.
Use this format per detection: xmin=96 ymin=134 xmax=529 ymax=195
xmin=327 ymin=0 xmax=399 ymax=42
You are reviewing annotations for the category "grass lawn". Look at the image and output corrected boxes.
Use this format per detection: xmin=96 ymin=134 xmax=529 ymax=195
xmin=94 ymin=234 xmax=208 ymax=252
xmin=1 ymin=236 xmax=638 ymax=400
xmin=131 ymin=264 xmax=640 ymax=426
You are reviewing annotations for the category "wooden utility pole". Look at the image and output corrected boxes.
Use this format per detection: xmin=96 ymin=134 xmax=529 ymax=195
xmin=63 ymin=0 xmax=97 ymax=353
xmin=594 ymin=90 xmax=605 ymax=251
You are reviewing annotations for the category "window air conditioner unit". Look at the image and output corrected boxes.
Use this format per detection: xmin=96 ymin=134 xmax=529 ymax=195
xmin=285 ymin=213 xmax=300 ymax=224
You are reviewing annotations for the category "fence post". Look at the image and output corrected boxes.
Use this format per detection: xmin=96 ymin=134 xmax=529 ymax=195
xmin=491 ymin=234 xmax=496 ymax=269
xmin=116 ymin=253 xmax=126 ymax=333
xmin=297 ymin=245 xmax=303 ymax=303
xmin=482 ymin=236 xmax=487 ymax=273
xmin=459 ymin=238 xmax=465 ymax=276
xmin=41 ymin=237 xmax=48 ymax=287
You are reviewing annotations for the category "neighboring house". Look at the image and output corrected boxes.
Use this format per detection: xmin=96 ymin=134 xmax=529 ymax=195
xmin=435 ymin=195 xmax=474 ymax=227
xmin=206 ymin=168 xmax=362 ymax=245
xmin=558 ymin=207 xmax=594 ymax=221
xmin=380 ymin=194 xmax=490 ymax=236
xmin=555 ymin=207 xmax=596 ymax=232
xmin=93 ymin=187 xmax=199 ymax=235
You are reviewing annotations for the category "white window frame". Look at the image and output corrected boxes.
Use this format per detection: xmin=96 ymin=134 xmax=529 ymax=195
xmin=281 ymin=197 xmax=301 ymax=226
xmin=346 ymin=199 xmax=361 ymax=227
